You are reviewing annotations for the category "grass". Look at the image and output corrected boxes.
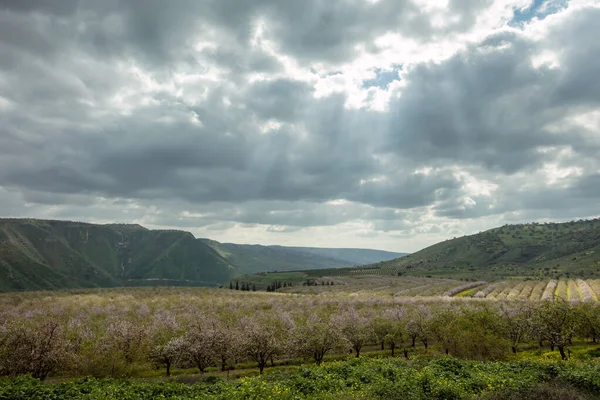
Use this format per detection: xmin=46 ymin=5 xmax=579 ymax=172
xmin=4 ymin=357 xmax=600 ymax=400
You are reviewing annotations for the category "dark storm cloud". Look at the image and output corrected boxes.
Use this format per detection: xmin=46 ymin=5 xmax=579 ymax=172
xmin=0 ymin=0 xmax=600 ymax=244
xmin=0 ymin=0 xmax=500 ymax=68
xmin=0 ymin=0 xmax=80 ymax=16
xmin=385 ymin=32 xmax=575 ymax=173
xmin=245 ymin=79 xmax=313 ymax=122
xmin=349 ymin=170 xmax=460 ymax=209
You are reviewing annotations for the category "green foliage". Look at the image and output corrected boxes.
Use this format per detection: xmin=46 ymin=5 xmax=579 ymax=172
xmin=369 ymin=218 xmax=600 ymax=280
xmin=1 ymin=358 xmax=600 ymax=399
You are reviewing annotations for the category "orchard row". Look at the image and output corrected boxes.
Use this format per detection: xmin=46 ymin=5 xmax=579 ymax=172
xmin=0 ymin=287 xmax=599 ymax=380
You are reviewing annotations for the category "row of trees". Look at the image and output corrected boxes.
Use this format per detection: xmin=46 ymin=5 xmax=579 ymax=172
xmin=228 ymin=281 xmax=256 ymax=291
xmin=1 ymin=296 xmax=599 ymax=380
xmin=303 ymin=279 xmax=335 ymax=286
xmin=228 ymin=280 xmax=294 ymax=292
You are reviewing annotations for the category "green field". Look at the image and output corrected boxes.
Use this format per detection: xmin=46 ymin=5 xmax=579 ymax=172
xmin=2 ymin=357 xmax=600 ymax=399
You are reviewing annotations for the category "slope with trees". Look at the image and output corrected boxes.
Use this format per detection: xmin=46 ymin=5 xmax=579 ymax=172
xmin=371 ymin=218 xmax=600 ymax=280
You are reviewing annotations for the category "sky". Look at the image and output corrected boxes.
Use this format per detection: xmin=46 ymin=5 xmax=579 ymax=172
xmin=1 ymin=0 xmax=600 ymax=253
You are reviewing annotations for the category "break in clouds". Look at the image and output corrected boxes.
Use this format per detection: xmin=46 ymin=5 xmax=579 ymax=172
xmin=1 ymin=0 xmax=599 ymax=251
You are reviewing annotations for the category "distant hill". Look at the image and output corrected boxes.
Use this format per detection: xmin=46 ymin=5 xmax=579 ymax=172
xmin=372 ymin=219 xmax=600 ymax=280
xmin=201 ymin=240 xmax=406 ymax=274
xmin=0 ymin=218 xmax=407 ymax=292
xmin=271 ymin=246 xmax=407 ymax=267
xmin=0 ymin=219 xmax=236 ymax=292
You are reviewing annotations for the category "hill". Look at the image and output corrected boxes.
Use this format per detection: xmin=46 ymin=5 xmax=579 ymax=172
xmin=371 ymin=219 xmax=600 ymax=280
xmin=271 ymin=246 xmax=406 ymax=267
xmin=0 ymin=219 xmax=406 ymax=292
xmin=0 ymin=219 xmax=236 ymax=292
xmin=201 ymin=240 xmax=406 ymax=274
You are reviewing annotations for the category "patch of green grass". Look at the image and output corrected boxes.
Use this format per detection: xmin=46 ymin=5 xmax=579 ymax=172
xmin=3 ymin=357 xmax=600 ymax=400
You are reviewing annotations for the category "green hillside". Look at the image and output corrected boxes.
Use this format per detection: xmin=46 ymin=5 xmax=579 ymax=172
xmin=0 ymin=219 xmax=236 ymax=292
xmin=0 ymin=219 xmax=406 ymax=292
xmin=374 ymin=219 xmax=600 ymax=280
xmin=200 ymin=240 xmax=406 ymax=273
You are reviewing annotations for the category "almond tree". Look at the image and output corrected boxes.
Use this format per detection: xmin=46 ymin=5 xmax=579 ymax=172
xmin=407 ymin=305 xmax=431 ymax=350
xmin=240 ymin=313 xmax=286 ymax=374
xmin=372 ymin=316 xmax=394 ymax=351
xmin=384 ymin=308 xmax=408 ymax=358
xmin=498 ymin=302 xmax=532 ymax=353
xmin=147 ymin=312 xmax=183 ymax=377
xmin=334 ymin=308 xmax=374 ymax=358
xmin=291 ymin=315 xmax=346 ymax=365
xmin=429 ymin=307 xmax=461 ymax=355
xmin=0 ymin=317 xmax=73 ymax=380
xmin=102 ymin=318 xmax=149 ymax=372
xmin=575 ymin=303 xmax=600 ymax=344
xmin=405 ymin=320 xmax=420 ymax=348
xmin=148 ymin=337 xmax=185 ymax=377
xmin=211 ymin=318 xmax=242 ymax=371
xmin=532 ymin=300 xmax=576 ymax=360
xmin=183 ymin=319 xmax=217 ymax=373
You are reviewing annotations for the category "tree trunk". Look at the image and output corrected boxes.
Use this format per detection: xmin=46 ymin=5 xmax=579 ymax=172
xmin=511 ymin=346 xmax=517 ymax=354
xmin=221 ymin=357 xmax=226 ymax=372
xmin=550 ymin=343 xmax=555 ymax=351
xmin=315 ymin=351 xmax=324 ymax=366
xmin=403 ymin=349 xmax=409 ymax=359
xmin=259 ymin=361 xmax=265 ymax=374
xmin=445 ymin=348 xmax=449 ymax=355
xmin=558 ymin=346 xmax=567 ymax=360
xmin=166 ymin=360 xmax=171 ymax=377
xmin=354 ymin=345 xmax=361 ymax=358
xmin=411 ymin=337 xmax=416 ymax=347
xmin=391 ymin=344 xmax=395 ymax=357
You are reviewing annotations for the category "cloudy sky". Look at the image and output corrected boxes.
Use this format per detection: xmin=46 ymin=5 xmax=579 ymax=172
xmin=1 ymin=0 xmax=599 ymax=252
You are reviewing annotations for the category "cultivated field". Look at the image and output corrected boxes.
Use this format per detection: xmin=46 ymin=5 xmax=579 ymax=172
xmin=257 ymin=273 xmax=600 ymax=302
xmin=2 ymin=281 xmax=600 ymax=399
xmin=466 ymin=279 xmax=600 ymax=301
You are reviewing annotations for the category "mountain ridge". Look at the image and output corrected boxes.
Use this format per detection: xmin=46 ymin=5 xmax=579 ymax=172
xmin=0 ymin=218 xmax=406 ymax=292
xmin=0 ymin=218 xmax=236 ymax=292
